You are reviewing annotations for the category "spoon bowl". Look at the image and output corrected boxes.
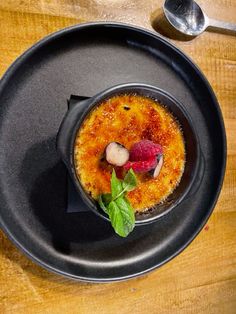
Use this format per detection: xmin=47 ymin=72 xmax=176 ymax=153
xmin=164 ymin=0 xmax=207 ymax=36
xmin=152 ymin=0 xmax=236 ymax=38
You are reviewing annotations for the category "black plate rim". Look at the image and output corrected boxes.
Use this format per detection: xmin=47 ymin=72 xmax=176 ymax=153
xmin=0 ymin=22 xmax=227 ymax=282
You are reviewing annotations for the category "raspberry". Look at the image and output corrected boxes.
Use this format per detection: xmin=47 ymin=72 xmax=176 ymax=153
xmin=129 ymin=140 xmax=162 ymax=161
xmin=123 ymin=156 xmax=157 ymax=173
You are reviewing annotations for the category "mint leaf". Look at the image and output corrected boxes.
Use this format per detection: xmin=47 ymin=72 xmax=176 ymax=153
xmin=98 ymin=168 xmax=137 ymax=237
xmin=116 ymin=197 xmax=135 ymax=226
xmin=122 ymin=169 xmax=137 ymax=192
xmin=102 ymin=193 xmax=112 ymax=205
xmin=108 ymin=198 xmax=135 ymax=237
xmin=98 ymin=194 xmax=111 ymax=214
xmin=111 ymin=169 xmax=123 ymax=199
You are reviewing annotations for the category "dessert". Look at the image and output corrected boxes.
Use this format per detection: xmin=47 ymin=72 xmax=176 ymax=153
xmin=74 ymin=94 xmax=185 ymax=212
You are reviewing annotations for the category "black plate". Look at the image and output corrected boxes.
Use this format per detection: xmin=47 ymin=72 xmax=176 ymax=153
xmin=0 ymin=22 xmax=226 ymax=282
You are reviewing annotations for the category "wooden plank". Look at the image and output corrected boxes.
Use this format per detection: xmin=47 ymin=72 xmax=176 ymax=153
xmin=0 ymin=0 xmax=235 ymax=313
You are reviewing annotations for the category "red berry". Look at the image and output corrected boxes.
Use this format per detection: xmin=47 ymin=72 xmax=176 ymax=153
xmin=123 ymin=156 xmax=157 ymax=173
xmin=129 ymin=140 xmax=162 ymax=161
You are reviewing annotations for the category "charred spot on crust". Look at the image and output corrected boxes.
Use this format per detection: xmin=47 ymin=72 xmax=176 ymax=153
xmin=124 ymin=106 xmax=130 ymax=111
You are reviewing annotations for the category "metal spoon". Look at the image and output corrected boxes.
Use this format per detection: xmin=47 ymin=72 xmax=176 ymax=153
xmin=163 ymin=0 xmax=236 ymax=36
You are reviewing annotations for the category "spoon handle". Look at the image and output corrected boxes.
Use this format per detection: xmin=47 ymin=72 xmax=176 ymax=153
xmin=208 ymin=18 xmax=236 ymax=34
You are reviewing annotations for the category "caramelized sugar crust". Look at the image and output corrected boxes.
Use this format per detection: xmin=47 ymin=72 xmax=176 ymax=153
xmin=74 ymin=94 xmax=185 ymax=212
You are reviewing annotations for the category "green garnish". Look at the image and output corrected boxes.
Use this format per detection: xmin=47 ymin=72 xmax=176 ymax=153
xmin=98 ymin=169 xmax=137 ymax=237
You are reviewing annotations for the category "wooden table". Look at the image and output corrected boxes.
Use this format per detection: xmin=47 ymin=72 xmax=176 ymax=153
xmin=0 ymin=1 xmax=235 ymax=313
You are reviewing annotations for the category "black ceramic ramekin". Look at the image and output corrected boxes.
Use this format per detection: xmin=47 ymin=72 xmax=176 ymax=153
xmin=57 ymin=83 xmax=202 ymax=225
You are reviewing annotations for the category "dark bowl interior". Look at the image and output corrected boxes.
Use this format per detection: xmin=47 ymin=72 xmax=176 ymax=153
xmin=67 ymin=83 xmax=200 ymax=224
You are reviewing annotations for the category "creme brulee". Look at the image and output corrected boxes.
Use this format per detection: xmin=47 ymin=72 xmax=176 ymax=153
xmin=74 ymin=94 xmax=185 ymax=212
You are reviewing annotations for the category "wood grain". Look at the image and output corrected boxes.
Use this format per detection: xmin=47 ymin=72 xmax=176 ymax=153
xmin=0 ymin=0 xmax=235 ymax=313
